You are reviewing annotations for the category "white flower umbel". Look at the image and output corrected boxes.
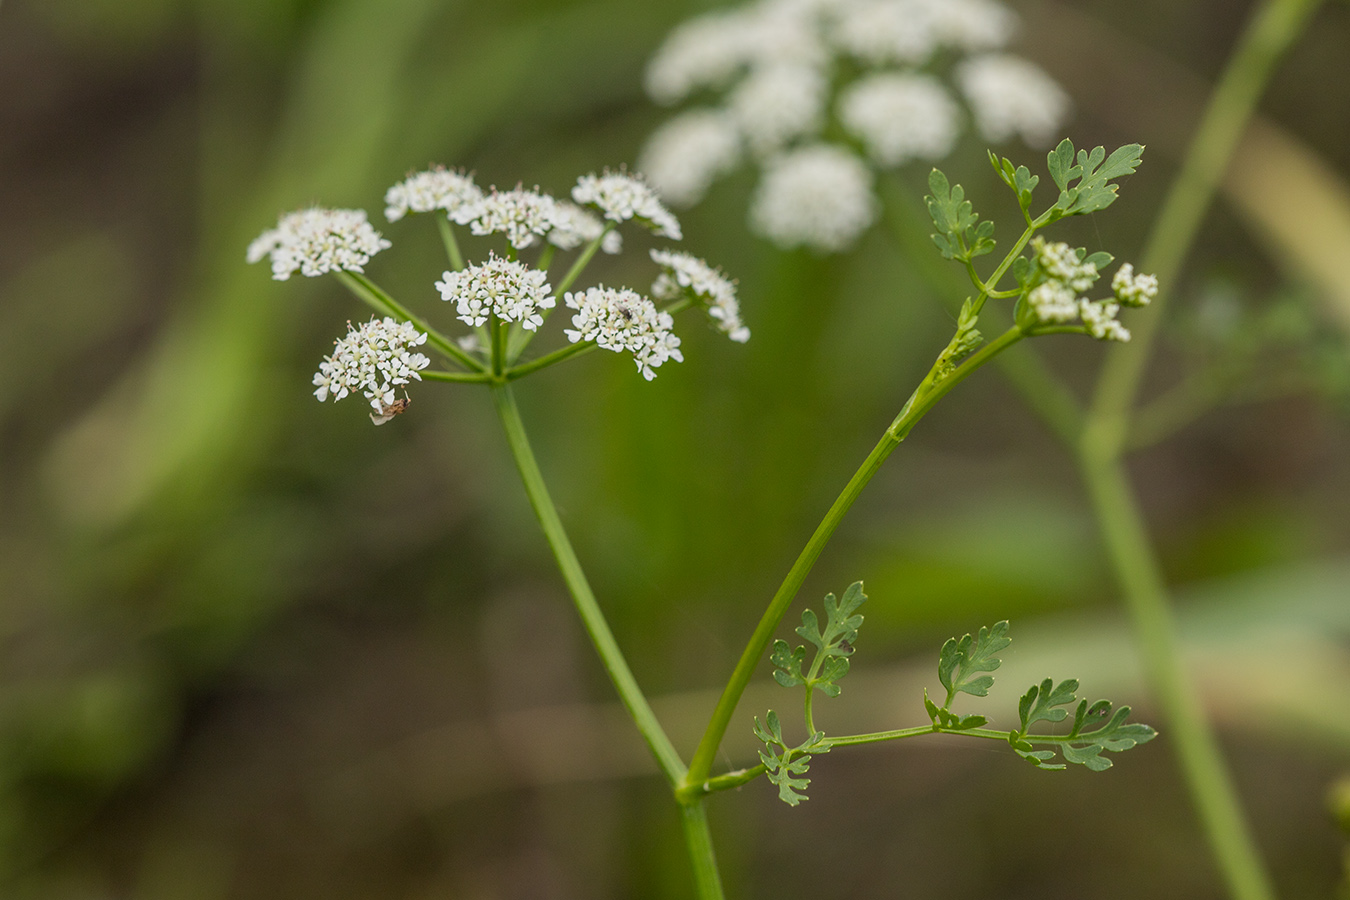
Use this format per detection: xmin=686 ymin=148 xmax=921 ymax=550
xmin=728 ymin=62 xmax=828 ymax=157
xmin=384 ymin=167 xmax=483 ymax=222
xmin=1080 ymin=299 xmax=1130 ymax=342
xmin=572 ymin=170 xmax=682 ymax=240
xmin=956 ymin=54 xmax=1071 ymax=146
xmin=1033 ymin=238 xmax=1099 ymax=292
xmin=839 ymin=73 xmax=962 ymax=167
xmin=564 ymin=286 xmax=684 ymax=380
xmin=1026 ymin=281 xmax=1079 ymax=323
xmin=642 ymin=0 xmax=1072 ymax=254
xmin=312 ymin=317 xmax=430 ymax=424
xmin=548 ymin=202 xmax=624 ymax=255
xmin=248 ymin=208 xmax=391 ymax=280
xmin=456 ymin=186 xmax=559 ymax=250
xmin=638 ymin=110 xmax=743 ymax=207
xmin=1112 ymin=263 xmax=1160 ymax=307
xmin=750 ymin=144 xmax=877 ymax=253
xmin=650 ymin=248 xmax=749 ymax=343
xmin=435 ymin=254 xmax=556 ymax=331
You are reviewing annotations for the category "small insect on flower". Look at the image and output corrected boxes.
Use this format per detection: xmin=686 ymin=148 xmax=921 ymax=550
xmin=370 ymin=395 xmax=411 ymax=426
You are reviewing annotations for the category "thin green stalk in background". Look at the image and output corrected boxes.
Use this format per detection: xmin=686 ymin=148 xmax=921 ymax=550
xmin=1079 ymin=2 xmax=1325 ymax=899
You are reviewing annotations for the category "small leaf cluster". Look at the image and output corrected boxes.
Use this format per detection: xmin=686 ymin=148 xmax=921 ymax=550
xmin=1045 ymin=139 xmax=1145 ymax=220
xmin=1009 ymin=678 xmax=1157 ymax=771
xmin=771 ymin=582 xmax=867 ymax=698
xmin=926 ymin=621 xmax=1156 ymax=771
xmin=927 ymin=170 xmax=996 ymax=263
xmin=752 ymin=711 xmax=829 ymax=807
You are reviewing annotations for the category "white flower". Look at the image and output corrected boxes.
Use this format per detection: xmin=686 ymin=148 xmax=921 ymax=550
xmin=728 ymin=62 xmax=829 ymax=157
xmin=638 ymin=109 xmax=743 ymax=207
xmin=456 ymin=186 xmax=559 ymax=250
xmin=1112 ymin=263 xmax=1159 ymax=307
xmin=248 ymin=208 xmax=390 ymax=280
xmin=828 ymin=0 xmax=941 ymax=65
xmin=1026 ymin=281 xmax=1078 ymax=324
xmin=548 ymin=202 xmax=623 ymax=254
xmin=645 ymin=9 xmax=760 ymax=106
xmin=384 ymin=167 xmax=483 ymax=222
xmin=957 ymin=54 xmax=1071 ymax=146
xmin=650 ymin=248 xmax=749 ymax=342
xmin=926 ymin=0 xmax=1017 ymax=50
xmin=435 ymin=254 xmax=556 ymax=331
xmin=572 ymin=170 xmax=682 ymax=240
xmin=749 ymin=144 xmax=876 ymax=252
xmin=312 ymin=317 xmax=430 ymax=423
xmin=1079 ymin=298 xmax=1130 ymax=342
xmin=564 ymin=286 xmax=684 ymax=380
xmin=1033 ymin=238 xmax=1099 ymax=292
xmin=838 ymin=72 xmax=962 ymax=167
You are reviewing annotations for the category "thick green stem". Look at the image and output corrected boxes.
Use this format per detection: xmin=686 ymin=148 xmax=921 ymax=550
xmin=679 ymin=801 xmax=725 ymax=900
xmin=491 ymin=383 xmax=685 ymax=785
xmin=684 ymin=326 xmax=1025 ymax=785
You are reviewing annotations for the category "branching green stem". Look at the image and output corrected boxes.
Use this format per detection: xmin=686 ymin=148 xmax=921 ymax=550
xmin=684 ymin=325 xmax=1025 ymax=787
xmin=420 ymin=370 xmax=495 ymax=383
xmin=509 ymin=227 xmax=612 ymax=363
xmin=491 ymin=383 xmax=686 ymax=786
xmin=337 ymin=271 xmax=485 ymax=373
xmin=505 ymin=341 xmax=597 ymax=380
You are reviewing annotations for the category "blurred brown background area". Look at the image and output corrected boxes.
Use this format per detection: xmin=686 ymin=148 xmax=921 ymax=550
xmin=1 ymin=0 xmax=1349 ymax=897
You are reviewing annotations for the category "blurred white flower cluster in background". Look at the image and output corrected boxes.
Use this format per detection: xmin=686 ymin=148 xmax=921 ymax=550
xmin=639 ymin=0 xmax=1071 ymax=252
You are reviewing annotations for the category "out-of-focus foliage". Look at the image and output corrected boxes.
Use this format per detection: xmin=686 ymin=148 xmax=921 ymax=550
xmin=0 ymin=0 xmax=1349 ymax=897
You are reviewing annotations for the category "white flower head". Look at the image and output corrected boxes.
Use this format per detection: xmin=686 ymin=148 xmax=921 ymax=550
xmin=435 ymin=254 xmax=556 ymax=331
xmin=645 ymin=8 xmax=761 ymax=105
xmin=456 ymin=186 xmax=559 ymax=250
xmin=548 ymin=202 xmax=623 ymax=254
xmin=312 ymin=317 xmax=430 ymax=424
xmin=828 ymin=0 xmax=942 ymax=66
xmin=1080 ymin=298 xmax=1130 ymax=342
xmin=1026 ymin=281 xmax=1079 ymax=324
xmin=384 ymin=167 xmax=483 ymax=222
xmin=1033 ymin=237 xmax=1099 ymax=292
xmin=248 ymin=208 xmax=390 ymax=280
xmin=957 ymin=54 xmax=1071 ymax=146
xmin=564 ymin=286 xmax=683 ymax=380
xmin=750 ymin=144 xmax=877 ymax=252
xmin=638 ymin=109 xmax=743 ymax=208
xmin=650 ymin=248 xmax=749 ymax=343
xmin=926 ymin=0 xmax=1018 ymax=50
xmin=572 ymin=170 xmax=682 ymax=240
xmin=1112 ymin=263 xmax=1159 ymax=307
xmin=839 ymin=72 xmax=962 ymax=167
xmin=728 ymin=62 xmax=829 ymax=157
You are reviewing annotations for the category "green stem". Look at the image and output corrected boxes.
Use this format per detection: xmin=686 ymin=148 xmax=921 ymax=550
xmin=684 ymin=326 xmax=1025 ymax=786
xmin=420 ymin=370 xmax=495 ymax=384
xmin=337 ymin=271 xmax=486 ymax=373
xmin=509 ymin=228 xmax=612 ymax=363
xmin=505 ymin=341 xmax=598 ymax=380
xmin=1075 ymin=3 xmax=1322 ymax=899
xmin=490 ymin=384 xmax=686 ymax=786
xmin=436 ymin=215 xmax=465 ymax=271
xmin=679 ymin=800 xmax=725 ymax=900
xmin=678 ymin=766 xmax=767 ymax=801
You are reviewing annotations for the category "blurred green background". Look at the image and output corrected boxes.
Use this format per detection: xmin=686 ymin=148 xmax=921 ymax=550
xmin=1 ymin=0 xmax=1349 ymax=897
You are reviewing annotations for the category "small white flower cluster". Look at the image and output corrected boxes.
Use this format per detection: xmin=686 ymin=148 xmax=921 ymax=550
xmin=564 ymin=286 xmax=684 ymax=380
xmin=572 ymin=170 xmax=683 ymax=240
xmin=549 ymin=201 xmax=625 ymax=254
xmin=455 ymin=186 xmax=561 ymax=251
xmin=750 ymin=145 xmax=877 ymax=252
xmin=640 ymin=0 xmax=1070 ymax=252
xmin=247 ymin=208 xmax=391 ymax=280
xmin=435 ymin=254 xmax=556 ymax=331
xmin=651 ymin=248 xmax=749 ymax=343
xmin=384 ymin=167 xmax=483 ymax=222
xmin=1024 ymin=238 xmax=1137 ymax=342
xmin=312 ymin=317 xmax=430 ymax=423
xmin=1111 ymin=263 xmax=1159 ymax=307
